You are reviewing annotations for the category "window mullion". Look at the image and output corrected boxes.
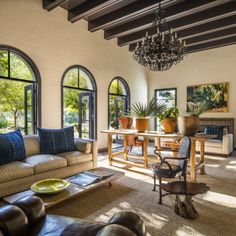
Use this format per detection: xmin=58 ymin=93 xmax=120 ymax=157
xmin=8 ymin=50 xmax=10 ymax=79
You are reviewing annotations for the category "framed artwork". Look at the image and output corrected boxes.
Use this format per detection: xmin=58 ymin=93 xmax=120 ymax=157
xmin=187 ymin=82 xmax=229 ymax=113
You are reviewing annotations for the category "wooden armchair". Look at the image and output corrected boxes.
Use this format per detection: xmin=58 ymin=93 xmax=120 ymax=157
xmin=152 ymin=136 xmax=191 ymax=204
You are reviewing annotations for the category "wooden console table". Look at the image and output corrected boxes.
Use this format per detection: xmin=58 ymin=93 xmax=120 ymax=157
xmin=101 ymin=130 xmax=215 ymax=181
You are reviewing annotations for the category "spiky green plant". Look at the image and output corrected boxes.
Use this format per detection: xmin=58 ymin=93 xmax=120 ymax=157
xmin=129 ymin=97 xmax=166 ymax=118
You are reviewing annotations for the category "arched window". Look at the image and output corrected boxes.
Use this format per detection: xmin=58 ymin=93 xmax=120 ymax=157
xmin=62 ymin=65 xmax=97 ymax=139
xmin=0 ymin=45 xmax=41 ymax=135
xmin=108 ymin=77 xmax=130 ymax=129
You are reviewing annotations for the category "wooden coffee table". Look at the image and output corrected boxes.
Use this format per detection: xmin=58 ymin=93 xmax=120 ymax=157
xmin=3 ymin=167 xmax=124 ymax=209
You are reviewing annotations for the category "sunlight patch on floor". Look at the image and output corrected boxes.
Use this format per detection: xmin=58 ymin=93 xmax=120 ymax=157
xmin=229 ymin=161 xmax=236 ymax=164
xmin=201 ymin=191 xmax=236 ymax=208
xmin=204 ymin=155 xmax=226 ymax=161
xmin=205 ymin=164 xmax=220 ymax=168
xmin=225 ymin=165 xmax=236 ymax=171
xmin=176 ymin=225 xmax=205 ymax=236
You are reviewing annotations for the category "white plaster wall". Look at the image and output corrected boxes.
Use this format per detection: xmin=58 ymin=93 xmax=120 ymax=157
xmin=0 ymin=0 xmax=148 ymax=148
xmin=147 ymin=45 xmax=236 ymax=147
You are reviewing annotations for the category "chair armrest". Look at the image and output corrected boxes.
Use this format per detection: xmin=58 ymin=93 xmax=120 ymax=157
xmin=108 ymin=211 xmax=146 ymax=236
xmin=14 ymin=196 xmax=45 ymax=227
xmin=222 ymin=134 xmax=233 ymax=154
xmin=0 ymin=205 xmax=29 ymax=236
xmin=74 ymin=138 xmax=98 ymax=168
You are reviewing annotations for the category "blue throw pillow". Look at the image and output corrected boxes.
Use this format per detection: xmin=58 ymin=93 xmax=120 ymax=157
xmin=0 ymin=129 xmax=26 ymax=165
xmin=38 ymin=126 xmax=76 ymax=155
xmin=205 ymin=125 xmax=224 ymax=140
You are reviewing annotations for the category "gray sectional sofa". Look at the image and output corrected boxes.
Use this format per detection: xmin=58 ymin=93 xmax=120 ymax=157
xmin=0 ymin=135 xmax=97 ymax=198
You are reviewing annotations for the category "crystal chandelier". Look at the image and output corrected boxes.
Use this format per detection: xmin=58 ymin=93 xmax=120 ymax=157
xmin=133 ymin=3 xmax=187 ymax=71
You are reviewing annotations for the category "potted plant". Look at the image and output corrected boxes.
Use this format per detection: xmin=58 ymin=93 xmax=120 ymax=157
xmin=157 ymin=107 xmax=179 ymax=133
xmin=178 ymin=103 xmax=208 ymax=136
xmin=130 ymin=97 xmax=166 ymax=132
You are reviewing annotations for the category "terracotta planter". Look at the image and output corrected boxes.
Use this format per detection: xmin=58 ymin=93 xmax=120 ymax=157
xmin=135 ymin=117 xmax=149 ymax=132
xmin=178 ymin=116 xmax=199 ymax=136
xmin=118 ymin=117 xmax=133 ymax=129
xmin=161 ymin=117 xmax=178 ymax=133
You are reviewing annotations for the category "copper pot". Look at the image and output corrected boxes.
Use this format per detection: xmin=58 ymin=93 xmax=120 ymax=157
xmin=135 ymin=117 xmax=149 ymax=132
xmin=161 ymin=117 xmax=178 ymax=133
xmin=118 ymin=117 xmax=133 ymax=129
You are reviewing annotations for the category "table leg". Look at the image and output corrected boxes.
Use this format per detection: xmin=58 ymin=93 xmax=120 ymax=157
xmin=143 ymin=137 xmax=148 ymax=168
xmin=174 ymin=195 xmax=199 ymax=219
xmin=108 ymin=134 xmax=113 ymax=165
xmin=155 ymin=137 xmax=161 ymax=156
xmin=200 ymin=140 xmax=206 ymax=175
xmin=124 ymin=135 xmax=128 ymax=161
xmin=190 ymin=140 xmax=196 ymax=182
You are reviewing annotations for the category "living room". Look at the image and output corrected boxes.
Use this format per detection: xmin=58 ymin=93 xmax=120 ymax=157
xmin=0 ymin=0 xmax=236 ymax=235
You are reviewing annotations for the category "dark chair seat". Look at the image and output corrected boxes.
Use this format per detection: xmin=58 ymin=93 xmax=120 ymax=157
xmin=152 ymin=163 xmax=182 ymax=178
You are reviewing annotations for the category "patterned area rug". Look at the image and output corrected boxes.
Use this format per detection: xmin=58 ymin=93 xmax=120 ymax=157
xmin=48 ymin=161 xmax=236 ymax=236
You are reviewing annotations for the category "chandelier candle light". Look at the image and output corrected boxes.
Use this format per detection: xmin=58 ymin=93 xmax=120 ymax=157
xmin=133 ymin=3 xmax=187 ymax=71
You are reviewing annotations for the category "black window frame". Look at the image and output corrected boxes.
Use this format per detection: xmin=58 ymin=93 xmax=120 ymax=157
xmin=154 ymin=87 xmax=177 ymax=131
xmin=61 ymin=65 xmax=97 ymax=139
xmin=108 ymin=76 xmax=131 ymax=129
xmin=0 ymin=45 xmax=41 ymax=134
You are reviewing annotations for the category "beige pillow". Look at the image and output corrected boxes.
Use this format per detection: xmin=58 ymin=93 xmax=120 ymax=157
xmin=74 ymin=139 xmax=92 ymax=154
xmin=24 ymin=135 xmax=40 ymax=157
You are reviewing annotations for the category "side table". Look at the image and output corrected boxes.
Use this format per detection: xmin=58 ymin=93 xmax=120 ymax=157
xmin=162 ymin=181 xmax=210 ymax=219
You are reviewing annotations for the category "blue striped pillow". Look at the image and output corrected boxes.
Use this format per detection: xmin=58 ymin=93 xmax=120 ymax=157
xmin=205 ymin=125 xmax=224 ymax=140
xmin=38 ymin=127 xmax=76 ymax=155
xmin=0 ymin=129 xmax=26 ymax=165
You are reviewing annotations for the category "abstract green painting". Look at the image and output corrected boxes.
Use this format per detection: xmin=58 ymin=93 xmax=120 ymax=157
xmin=187 ymin=82 xmax=229 ymax=113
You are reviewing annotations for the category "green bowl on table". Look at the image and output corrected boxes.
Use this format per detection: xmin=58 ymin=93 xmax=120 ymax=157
xmin=31 ymin=179 xmax=70 ymax=194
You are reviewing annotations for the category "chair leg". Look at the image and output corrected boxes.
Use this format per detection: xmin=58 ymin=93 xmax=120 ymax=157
xmin=159 ymin=177 xmax=162 ymax=204
xmin=129 ymin=146 xmax=133 ymax=152
xmin=141 ymin=145 xmax=144 ymax=156
xmin=152 ymin=174 xmax=156 ymax=191
xmin=183 ymin=172 xmax=187 ymax=182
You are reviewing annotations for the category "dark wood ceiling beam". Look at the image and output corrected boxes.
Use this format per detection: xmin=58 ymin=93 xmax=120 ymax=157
xmin=187 ymin=35 xmax=236 ymax=53
xmin=186 ymin=27 xmax=236 ymax=46
xmin=69 ymin=0 xmax=123 ymax=23
xmin=122 ymin=14 xmax=236 ymax=47
xmin=88 ymin=0 xmax=175 ymax=32
xmin=43 ymin=0 xmax=66 ymax=11
xmin=128 ymin=23 xmax=236 ymax=52
xmin=129 ymin=34 xmax=236 ymax=53
xmin=105 ymin=0 xmax=236 ymax=40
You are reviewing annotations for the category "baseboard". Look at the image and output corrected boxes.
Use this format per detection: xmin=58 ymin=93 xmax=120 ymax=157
xmin=98 ymin=147 xmax=108 ymax=153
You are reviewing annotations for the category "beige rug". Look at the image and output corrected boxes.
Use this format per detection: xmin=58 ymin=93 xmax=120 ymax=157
xmin=48 ymin=157 xmax=236 ymax=236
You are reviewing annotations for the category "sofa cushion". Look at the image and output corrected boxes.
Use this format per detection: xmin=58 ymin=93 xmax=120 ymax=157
xmin=24 ymin=135 xmax=40 ymax=157
xmin=0 ymin=161 xmax=33 ymax=183
xmin=74 ymin=139 xmax=92 ymax=154
xmin=38 ymin=127 xmax=76 ymax=155
xmin=205 ymin=139 xmax=222 ymax=148
xmin=0 ymin=129 xmax=26 ymax=165
xmin=58 ymin=151 xmax=93 ymax=166
xmin=24 ymin=155 xmax=67 ymax=174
